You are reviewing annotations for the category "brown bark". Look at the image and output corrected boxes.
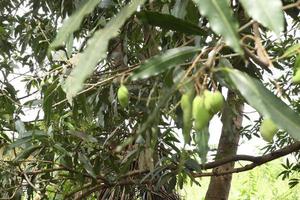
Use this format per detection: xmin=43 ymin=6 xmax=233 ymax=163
xmin=205 ymin=91 xmax=244 ymax=200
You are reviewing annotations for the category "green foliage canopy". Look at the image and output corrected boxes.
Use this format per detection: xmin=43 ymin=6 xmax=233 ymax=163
xmin=0 ymin=0 xmax=300 ymax=199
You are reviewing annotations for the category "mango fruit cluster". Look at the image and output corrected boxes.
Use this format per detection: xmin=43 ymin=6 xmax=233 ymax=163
xmin=181 ymin=89 xmax=224 ymax=133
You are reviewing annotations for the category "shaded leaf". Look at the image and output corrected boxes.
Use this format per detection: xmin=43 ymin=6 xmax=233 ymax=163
xmin=14 ymin=145 xmax=41 ymax=162
xmin=185 ymin=158 xmax=201 ymax=171
xmin=221 ymin=68 xmax=300 ymax=140
xmin=136 ymin=11 xmax=206 ymax=36
xmin=130 ymin=46 xmax=200 ymax=81
xmin=63 ymin=0 xmax=146 ymax=103
xmin=70 ymin=131 xmax=98 ymax=143
xmin=240 ymin=0 xmax=284 ymax=35
xmin=43 ymin=80 xmax=59 ymax=125
xmin=6 ymin=136 xmax=32 ymax=150
xmin=53 ymin=144 xmax=71 ymax=156
xmin=78 ymin=152 xmax=97 ymax=179
xmin=50 ymin=0 xmax=100 ymax=48
xmin=193 ymin=0 xmax=242 ymax=54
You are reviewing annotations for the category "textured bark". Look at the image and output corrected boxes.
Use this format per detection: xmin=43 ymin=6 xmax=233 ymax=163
xmin=205 ymin=91 xmax=244 ymax=200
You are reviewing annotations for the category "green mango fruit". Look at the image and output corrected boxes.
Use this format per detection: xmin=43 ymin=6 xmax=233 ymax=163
xmin=204 ymin=90 xmax=224 ymax=114
xmin=181 ymin=94 xmax=193 ymax=143
xmin=203 ymin=90 xmax=214 ymax=111
xmin=192 ymin=95 xmax=211 ymax=131
xmin=260 ymin=118 xmax=278 ymax=142
xmin=117 ymin=84 xmax=129 ymax=108
xmin=292 ymin=70 xmax=300 ymax=84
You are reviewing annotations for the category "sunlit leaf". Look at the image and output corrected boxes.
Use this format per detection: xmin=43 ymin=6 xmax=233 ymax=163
xmin=221 ymin=68 xmax=300 ymax=140
xmin=240 ymin=0 xmax=284 ymax=35
xmin=50 ymin=0 xmax=100 ymax=48
xmin=130 ymin=46 xmax=200 ymax=81
xmin=15 ymin=120 xmax=26 ymax=137
xmin=63 ymin=0 xmax=146 ymax=103
xmin=282 ymin=43 xmax=300 ymax=58
xmin=193 ymin=0 xmax=242 ymax=54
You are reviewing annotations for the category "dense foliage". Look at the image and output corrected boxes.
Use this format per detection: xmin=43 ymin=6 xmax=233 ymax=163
xmin=0 ymin=0 xmax=300 ymax=199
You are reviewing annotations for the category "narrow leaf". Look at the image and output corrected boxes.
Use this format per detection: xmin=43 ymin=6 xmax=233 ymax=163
xmin=71 ymin=131 xmax=98 ymax=143
xmin=136 ymin=11 xmax=206 ymax=36
xmin=6 ymin=136 xmax=32 ymax=150
xmin=50 ymin=0 xmax=100 ymax=48
xmin=15 ymin=120 xmax=26 ymax=137
xmin=221 ymin=68 xmax=300 ymax=140
xmin=14 ymin=145 xmax=40 ymax=162
xmin=240 ymin=0 xmax=284 ymax=35
xmin=43 ymin=80 xmax=59 ymax=125
xmin=193 ymin=0 xmax=242 ymax=54
xmin=53 ymin=144 xmax=71 ymax=156
xmin=78 ymin=153 xmax=97 ymax=179
xmin=282 ymin=43 xmax=300 ymax=58
xmin=130 ymin=46 xmax=200 ymax=81
xmin=63 ymin=0 xmax=146 ymax=103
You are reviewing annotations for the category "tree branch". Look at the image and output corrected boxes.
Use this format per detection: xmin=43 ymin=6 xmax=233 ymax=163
xmin=243 ymin=46 xmax=272 ymax=73
xmin=65 ymin=142 xmax=300 ymax=199
xmin=193 ymin=141 xmax=300 ymax=177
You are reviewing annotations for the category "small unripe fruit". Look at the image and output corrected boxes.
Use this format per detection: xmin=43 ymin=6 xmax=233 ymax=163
xmin=292 ymin=70 xmax=300 ymax=84
xmin=117 ymin=84 xmax=129 ymax=108
xmin=181 ymin=94 xmax=192 ymax=124
xmin=260 ymin=118 xmax=278 ymax=142
xmin=192 ymin=95 xmax=211 ymax=131
xmin=204 ymin=90 xmax=224 ymax=114
xmin=203 ymin=90 xmax=214 ymax=111
xmin=211 ymin=91 xmax=224 ymax=112
xmin=181 ymin=94 xmax=193 ymax=143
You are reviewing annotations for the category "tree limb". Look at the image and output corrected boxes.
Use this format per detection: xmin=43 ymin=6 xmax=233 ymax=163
xmin=194 ymin=141 xmax=300 ymax=177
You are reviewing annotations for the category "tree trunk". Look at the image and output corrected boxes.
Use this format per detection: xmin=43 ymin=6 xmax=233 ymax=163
xmin=205 ymin=91 xmax=244 ymax=200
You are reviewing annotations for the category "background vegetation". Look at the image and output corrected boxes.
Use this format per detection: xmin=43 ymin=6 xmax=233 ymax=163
xmin=181 ymin=159 xmax=300 ymax=200
xmin=0 ymin=0 xmax=300 ymax=199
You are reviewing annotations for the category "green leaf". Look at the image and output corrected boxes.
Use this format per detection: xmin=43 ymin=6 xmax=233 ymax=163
xmin=63 ymin=0 xmax=146 ymax=103
xmin=185 ymin=158 xmax=201 ymax=171
xmin=14 ymin=145 xmax=41 ymax=162
xmin=282 ymin=43 xmax=300 ymax=58
xmin=15 ymin=120 xmax=26 ymax=137
xmin=53 ymin=144 xmax=71 ymax=156
xmin=130 ymin=46 xmax=200 ymax=81
xmin=193 ymin=0 xmax=242 ymax=54
xmin=6 ymin=136 xmax=32 ymax=150
xmin=43 ymin=80 xmax=59 ymax=125
xmin=78 ymin=152 xmax=96 ymax=179
xmin=221 ymin=68 xmax=300 ymax=140
xmin=70 ymin=131 xmax=98 ymax=143
xmin=172 ymin=0 xmax=189 ymax=19
xmin=240 ymin=0 xmax=284 ymax=35
xmin=50 ymin=0 xmax=100 ymax=48
xmin=136 ymin=11 xmax=206 ymax=36
xmin=294 ymin=55 xmax=300 ymax=71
